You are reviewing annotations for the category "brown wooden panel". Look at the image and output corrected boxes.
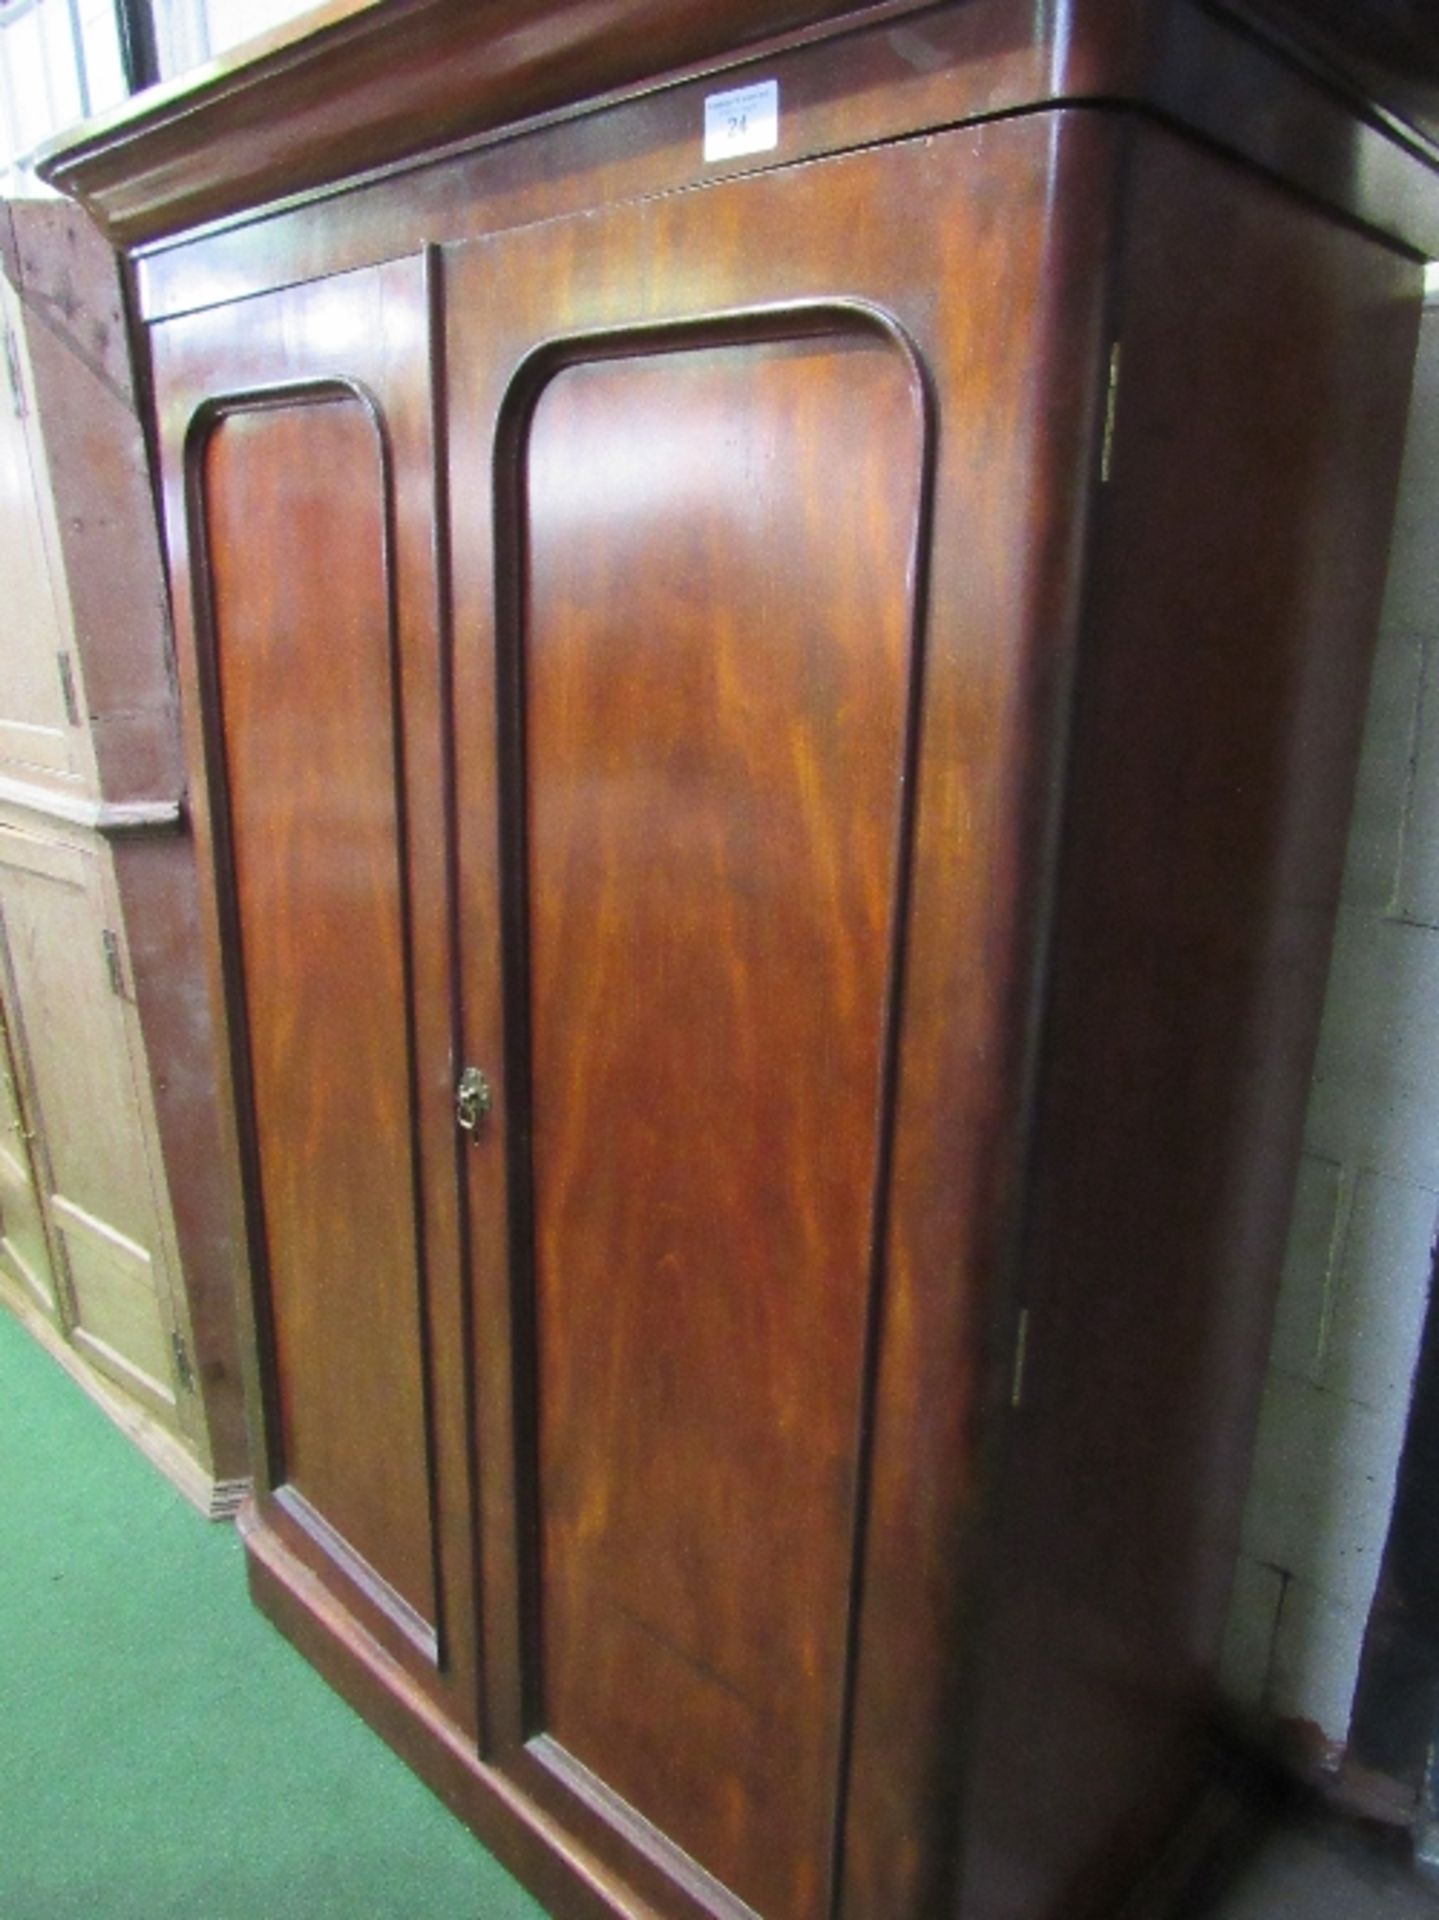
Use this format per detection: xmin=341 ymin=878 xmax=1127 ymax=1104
xmin=37 ymin=0 xmax=1439 ymax=259
xmin=127 ymin=0 xmax=1064 ymax=327
xmin=444 ymin=110 xmax=1124 ymax=1920
xmin=200 ymin=393 xmax=437 ymax=1634
xmin=128 ymin=0 xmax=1439 ymax=337
xmin=155 ymin=257 xmax=475 ymax=1713
xmin=516 ymin=331 xmax=922 ymax=1920
xmin=36 ymin=0 xmax=938 ymax=243
xmin=952 ymin=123 xmax=1424 ymax=1920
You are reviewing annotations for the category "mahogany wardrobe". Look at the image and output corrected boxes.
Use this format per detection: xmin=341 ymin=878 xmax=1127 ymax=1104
xmin=41 ymin=2 xmax=1439 ymax=1916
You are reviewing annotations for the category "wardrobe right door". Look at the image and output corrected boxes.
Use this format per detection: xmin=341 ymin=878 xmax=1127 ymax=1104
xmin=446 ymin=105 xmax=1118 ymax=1920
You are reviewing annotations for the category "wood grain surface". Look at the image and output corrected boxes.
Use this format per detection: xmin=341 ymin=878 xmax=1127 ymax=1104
xmin=39 ymin=0 xmax=1439 ymax=268
xmin=520 ymin=332 xmax=921 ymax=1920
xmin=953 ymin=121 xmax=1423 ymax=1920
xmin=441 ymin=108 xmax=1123 ymax=1918
xmin=200 ymin=394 xmax=438 ymax=1631
xmin=156 ymin=255 xmax=482 ymax=1722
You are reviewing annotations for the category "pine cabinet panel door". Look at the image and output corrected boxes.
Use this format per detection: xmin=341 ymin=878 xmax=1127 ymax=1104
xmin=445 ymin=110 xmax=1118 ymax=1920
xmin=0 ymin=825 xmax=177 ymax=1414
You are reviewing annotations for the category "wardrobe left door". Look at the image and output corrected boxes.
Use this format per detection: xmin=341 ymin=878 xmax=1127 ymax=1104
xmin=152 ymin=258 xmax=479 ymax=1729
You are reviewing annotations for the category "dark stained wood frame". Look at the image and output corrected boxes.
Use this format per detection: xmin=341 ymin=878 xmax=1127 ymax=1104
xmin=34 ymin=0 xmax=1439 ymax=260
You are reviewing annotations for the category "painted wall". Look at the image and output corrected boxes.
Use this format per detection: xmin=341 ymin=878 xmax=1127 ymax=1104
xmin=1222 ymin=286 xmax=1439 ymax=1752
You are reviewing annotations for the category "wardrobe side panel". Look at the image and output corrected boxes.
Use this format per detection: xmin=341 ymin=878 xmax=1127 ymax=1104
xmin=956 ymin=122 xmax=1423 ymax=1920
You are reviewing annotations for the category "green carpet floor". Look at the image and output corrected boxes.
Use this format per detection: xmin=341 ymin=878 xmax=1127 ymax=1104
xmin=0 ymin=1307 xmax=548 ymax=1919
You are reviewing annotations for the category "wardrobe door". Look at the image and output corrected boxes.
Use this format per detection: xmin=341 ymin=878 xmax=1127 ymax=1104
xmin=446 ymin=109 xmax=1118 ymax=1920
xmin=151 ymin=260 xmax=478 ymax=1724
xmin=0 ymin=822 xmax=188 ymax=1424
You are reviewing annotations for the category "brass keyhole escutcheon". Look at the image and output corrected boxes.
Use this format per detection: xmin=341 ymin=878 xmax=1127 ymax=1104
xmin=455 ymin=1065 xmax=492 ymax=1138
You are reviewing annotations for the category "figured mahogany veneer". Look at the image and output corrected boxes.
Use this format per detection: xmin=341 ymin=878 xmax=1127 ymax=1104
xmin=201 ymin=395 xmax=439 ymax=1641
xmin=519 ymin=332 xmax=920 ymax=1920
xmin=42 ymin=2 xmax=1439 ymax=1917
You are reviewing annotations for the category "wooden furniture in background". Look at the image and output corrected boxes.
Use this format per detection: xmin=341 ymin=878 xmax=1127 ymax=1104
xmin=38 ymin=0 xmax=1439 ymax=1913
xmin=0 ymin=999 xmax=52 ymax=1314
xmin=0 ymin=197 xmax=246 ymax=1515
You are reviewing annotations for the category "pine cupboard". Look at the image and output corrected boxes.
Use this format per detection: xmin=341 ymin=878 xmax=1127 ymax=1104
xmin=39 ymin=3 xmax=1439 ymax=1915
xmin=0 ymin=199 xmax=247 ymax=1513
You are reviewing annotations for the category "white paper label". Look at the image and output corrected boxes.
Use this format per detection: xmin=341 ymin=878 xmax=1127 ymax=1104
xmin=703 ymin=80 xmax=779 ymax=163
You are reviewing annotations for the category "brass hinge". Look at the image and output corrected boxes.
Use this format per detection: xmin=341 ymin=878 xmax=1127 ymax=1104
xmin=1010 ymin=1306 xmax=1031 ymax=1410
xmin=56 ymin=653 xmax=81 ymax=727
xmin=1100 ymin=341 xmax=1122 ymax=485
xmin=170 ymin=1328 xmax=195 ymax=1394
xmin=53 ymin=1262 xmax=79 ymax=1331
xmin=3 ymin=326 xmax=25 ymax=418
xmin=100 ymin=927 xmax=126 ymax=998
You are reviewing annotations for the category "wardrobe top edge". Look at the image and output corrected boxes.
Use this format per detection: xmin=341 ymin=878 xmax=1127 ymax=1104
xmin=32 ymin=0 xmax=1439 ymax=256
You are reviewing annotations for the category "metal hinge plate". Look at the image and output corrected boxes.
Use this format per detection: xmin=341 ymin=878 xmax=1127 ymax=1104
xmin=1010 ymin=1306 xmax=1032 ymax=1410
xmin=1100 ymin=341 xmax=1122 ymax=485
xmin=57 ymin=653 xmax=81 ymax=728
xmin=4 ymin=326 xmax=25 ymax=418
xmin=100 ymin=927 xmax=126 ymax=998
xmin=170 ymin=1328 xmax=195 ymax=1394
